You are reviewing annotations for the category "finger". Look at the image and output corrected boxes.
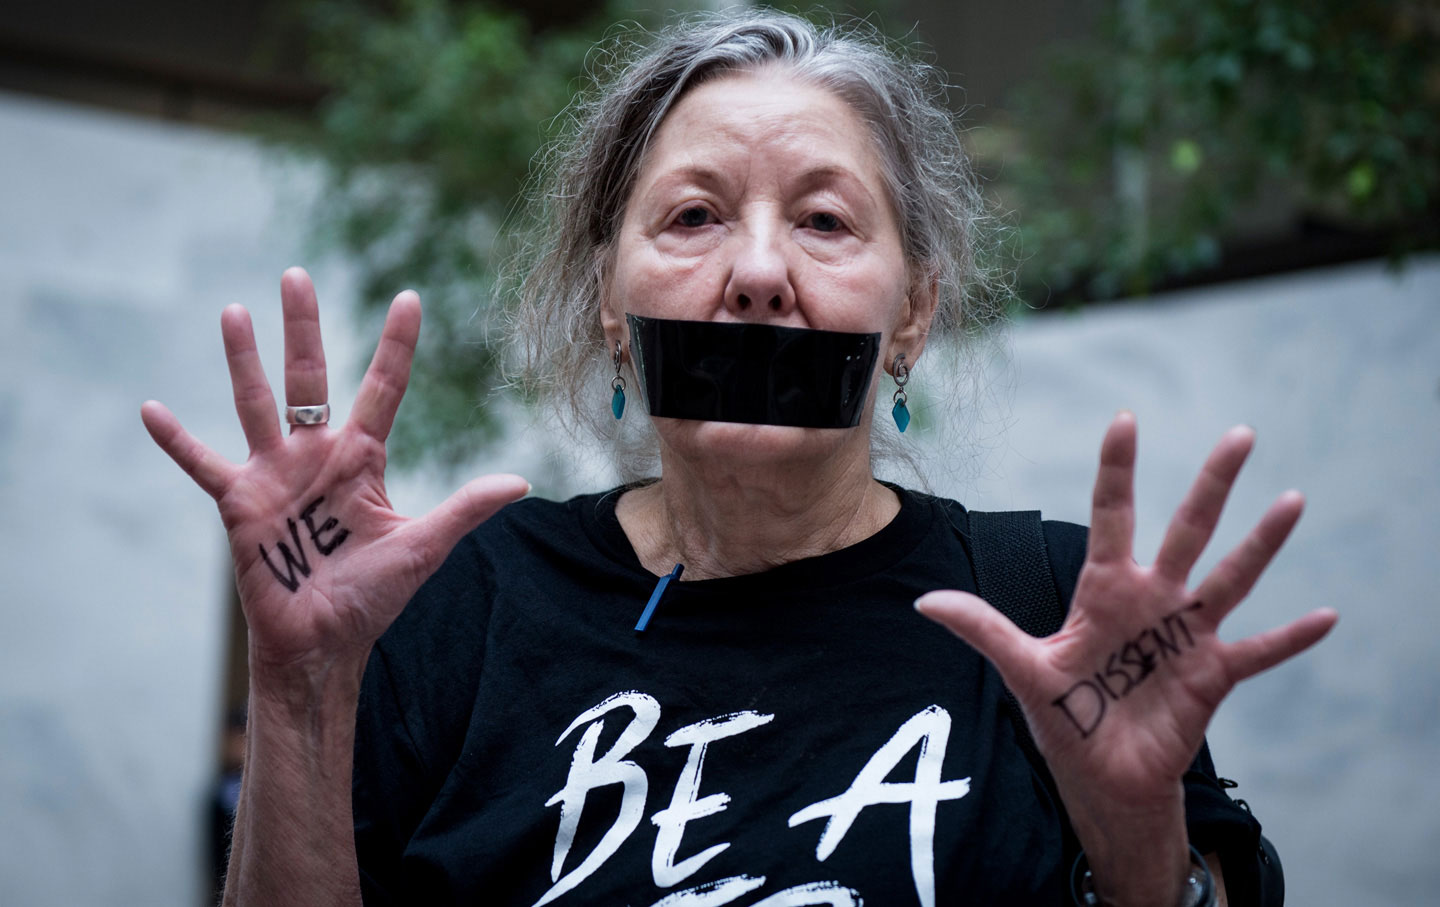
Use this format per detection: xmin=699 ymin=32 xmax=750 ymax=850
xmin=1192 ymin=490 xmax=1304 ymax=622
xmin=398 ymin=473 xmax=531 ymax=576
xmin=1223 ymin=608 xmax=1338 ymax=682
xmin=140 ymin=400 xmax=236 ymax=498
xmin=221 ymin=305 xmax=284 ymax=452
xmin=281 ymin=267 xmax=329 ymax=414
xmin=1153 ymin=426 xmax=1255 ymax=581
xmin=1086 ymin=412 xmax=1137 ymax=565
xmin=351 ymin=290 xmax=421 ymax=442
xmin=916 ymin=590 xmax=1037 ymax=685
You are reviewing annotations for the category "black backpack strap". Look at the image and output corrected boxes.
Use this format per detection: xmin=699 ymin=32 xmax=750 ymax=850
xmin=965 ymin=510 xmax=1066 ymax=638
xmin=951 ymin=508 xmax=1066 ymax=771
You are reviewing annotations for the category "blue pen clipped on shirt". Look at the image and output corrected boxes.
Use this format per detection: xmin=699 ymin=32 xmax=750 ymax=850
xmin=635 ymin=563 xmax=684 ymax=632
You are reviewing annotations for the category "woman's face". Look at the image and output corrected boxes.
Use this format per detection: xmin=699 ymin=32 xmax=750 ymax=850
xmin=603 ymin=69 xmax=933 ymax=470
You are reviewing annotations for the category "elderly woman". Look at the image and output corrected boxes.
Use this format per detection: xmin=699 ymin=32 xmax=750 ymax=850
xmin=142 ymin=11 xmax=1335 ymax=907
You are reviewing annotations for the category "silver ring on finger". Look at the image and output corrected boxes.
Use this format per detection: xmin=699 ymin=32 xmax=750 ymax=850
xmin=285 ymin=403 xmax=330 ymax=426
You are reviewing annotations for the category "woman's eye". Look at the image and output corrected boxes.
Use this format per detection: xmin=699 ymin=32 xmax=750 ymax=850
xmin=806 ymin=212 xmax=843 ymax=233
xmin=675 ymin=207 xmax=712 ymax=228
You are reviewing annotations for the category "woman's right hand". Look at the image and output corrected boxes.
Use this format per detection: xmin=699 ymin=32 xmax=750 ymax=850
xmin=142 ymin=267 xmax=529 ymax=675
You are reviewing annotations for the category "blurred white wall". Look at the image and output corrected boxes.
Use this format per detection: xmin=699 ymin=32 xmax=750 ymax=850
xmin=0 ymin=89 xmax=1435 ymax=905
xmin=0 ymin=91 xmax=351 ymax=905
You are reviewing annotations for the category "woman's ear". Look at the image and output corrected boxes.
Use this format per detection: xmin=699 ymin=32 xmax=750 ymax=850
xmin=887 ymin=272 xmax=940 ymax=371
xmin=596 ymin=250 xmax=626 ymax=353
xmin=600 ymin=297 xmax=624 ymax=349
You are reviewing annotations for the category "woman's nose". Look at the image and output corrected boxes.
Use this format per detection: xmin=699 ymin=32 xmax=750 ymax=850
xmin=722 ymin=224 xmax=796 ymax=318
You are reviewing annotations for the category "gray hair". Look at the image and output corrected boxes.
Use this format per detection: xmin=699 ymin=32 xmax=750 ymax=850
xmin=506 ymin=9 xmax=1008 ymax=481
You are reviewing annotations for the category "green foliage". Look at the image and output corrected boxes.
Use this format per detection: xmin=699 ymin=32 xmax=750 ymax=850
xmin=1002 ymin=0 xmax=1440 ymax=303
xmin=261 ymin=0 xmax=1435 ymax=468
xmin=268 ymin=0 xmax=622 ymax=471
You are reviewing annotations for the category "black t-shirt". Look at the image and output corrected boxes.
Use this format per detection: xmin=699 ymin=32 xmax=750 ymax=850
xmin=354 ymin=486 xmax=1265 ymax=906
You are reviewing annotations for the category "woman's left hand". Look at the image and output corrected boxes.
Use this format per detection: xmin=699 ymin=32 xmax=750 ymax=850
xmin=917 ymin=412 xmax=1336 ymax=902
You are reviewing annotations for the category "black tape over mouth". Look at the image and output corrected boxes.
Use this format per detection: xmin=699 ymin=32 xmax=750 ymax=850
xmin=625 ymin=314 xmax=881 ymax=428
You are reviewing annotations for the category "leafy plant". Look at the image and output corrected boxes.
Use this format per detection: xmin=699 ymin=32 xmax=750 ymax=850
xmin=262 ymin=0 xmax=1435 ymax=467
xmin=265 ymin=0 xmax=621 ymax=470
xmin=1000 ymin=0 xmax=1439 ymax=303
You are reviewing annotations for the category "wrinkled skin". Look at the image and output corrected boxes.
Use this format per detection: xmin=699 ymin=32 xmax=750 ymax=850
xmin=142 ymin=268 xmax=529 ymax=673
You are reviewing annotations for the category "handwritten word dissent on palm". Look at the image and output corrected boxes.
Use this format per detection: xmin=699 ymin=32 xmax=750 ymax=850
xmin=1052 ymin=602 xmax=1203 ymax=739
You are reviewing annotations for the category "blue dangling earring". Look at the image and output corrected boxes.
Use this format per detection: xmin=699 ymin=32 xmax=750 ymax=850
xmin=891 ymin=353 xmax=911 ymax=433
xmin=611 ymin=340 xmax=626 ymax=420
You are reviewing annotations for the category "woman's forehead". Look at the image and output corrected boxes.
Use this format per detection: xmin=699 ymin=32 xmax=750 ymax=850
xmin=635 ymin=70 xmax=887 ymax=196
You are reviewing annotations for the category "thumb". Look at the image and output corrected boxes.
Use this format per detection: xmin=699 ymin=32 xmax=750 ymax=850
xmin=401 ymin=474 xmax=531 ymax=574
xmin=916 ymin=590 xmax=1035 ymax=682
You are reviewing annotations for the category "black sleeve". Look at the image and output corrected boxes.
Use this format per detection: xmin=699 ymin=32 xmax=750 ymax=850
xmin=1182 ymin=743 xmax=1283 ymax=905
xmin=353 ymin=643 xmax=429 ymax=905
xmin=351 ymin=531 xmax=498 ymax=905
xmin=1042 ymin=520 xmax=1283 ymax=906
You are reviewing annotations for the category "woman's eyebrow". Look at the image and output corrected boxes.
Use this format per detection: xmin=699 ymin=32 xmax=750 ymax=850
xmin=641 ymin=165 xmax=729 ymax=199
xmin=640 ymin=163 xmax=880 ymax=209
xmin=790 ymin=165 xmax=881 ymax=209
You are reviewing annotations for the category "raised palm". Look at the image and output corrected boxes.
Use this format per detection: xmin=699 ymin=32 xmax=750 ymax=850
xmin=919 ymin=414 xmax=1337 ymax=811
xmin=142 ymin=268 xmax=528 ymax=670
